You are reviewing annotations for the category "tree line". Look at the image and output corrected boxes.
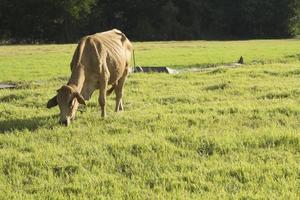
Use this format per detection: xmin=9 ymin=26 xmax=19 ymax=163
xmin=0 ymin=0 xmax=299 ymax=43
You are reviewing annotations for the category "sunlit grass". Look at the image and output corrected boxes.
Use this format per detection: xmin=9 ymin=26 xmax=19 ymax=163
xmin=0 ymin=40 xmax=300 ymax=199
xmin=1 ymin=39 xmax=300 ymax=81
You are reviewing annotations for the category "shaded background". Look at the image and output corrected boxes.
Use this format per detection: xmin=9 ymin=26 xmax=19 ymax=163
xmin=0 ymin=0 xmax=299 ymax=43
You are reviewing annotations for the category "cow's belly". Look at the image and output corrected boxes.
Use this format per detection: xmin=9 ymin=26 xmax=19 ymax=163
xmin=108 ymin=66 xmax=125 ymax=85
xmin=106 ymin=55 xmax=126 ymax=85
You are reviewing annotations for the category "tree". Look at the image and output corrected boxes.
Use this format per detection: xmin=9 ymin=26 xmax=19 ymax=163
xmin=290 ymin=0 xmax=300 ymax=35
xmin=0 ymin=0 xmax=298 ymax=43
xmin=52 ymin=0 xmax=96 ymax=42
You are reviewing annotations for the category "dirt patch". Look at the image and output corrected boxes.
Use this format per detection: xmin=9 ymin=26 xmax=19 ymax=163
xmin=0 ymin=79 xmax=60 ymax=90
xmin=133 ymin=66 xmax=178 ymax=74
xmin=132 ymin=63 xmax=244 ymax=75
xmin=178 ymin=63 xmax=244 ymax=73
xmin=0 ymin=83 xmax=17 ymax=89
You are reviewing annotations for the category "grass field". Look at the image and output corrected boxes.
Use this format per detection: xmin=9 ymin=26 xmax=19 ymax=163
xmin=1 ymin=40 xmax=300 ymax=199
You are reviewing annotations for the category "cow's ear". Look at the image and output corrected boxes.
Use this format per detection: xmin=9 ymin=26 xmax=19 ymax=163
xmin=47 ymin=96 xmax=58 ymax=108
xmin=75 ymin=93 xmax=86 ymax=105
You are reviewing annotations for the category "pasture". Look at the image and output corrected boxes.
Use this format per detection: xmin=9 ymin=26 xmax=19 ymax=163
xmin=1 ymin=40 xmax=300 ymax=199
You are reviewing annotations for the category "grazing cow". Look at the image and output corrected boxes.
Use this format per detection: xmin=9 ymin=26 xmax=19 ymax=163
xmin=47 ymin=29 xmax=133 ymax=126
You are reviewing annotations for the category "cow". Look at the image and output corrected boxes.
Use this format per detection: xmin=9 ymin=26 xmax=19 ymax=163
xmin=47 ymin=29 xmax=133 ymax=126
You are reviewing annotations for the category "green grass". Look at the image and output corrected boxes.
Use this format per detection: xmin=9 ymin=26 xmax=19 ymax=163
xmin=1 ymin=39 xmax=300 ymax=81
xmin=1 ymin=40 xmax=300 ymax=199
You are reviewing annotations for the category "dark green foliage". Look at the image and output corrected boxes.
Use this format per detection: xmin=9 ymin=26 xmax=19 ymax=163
xmin=0 ymin=0 xmax=299 ymax=43
xmin=0 ymin=0 xmax=96 ymax=43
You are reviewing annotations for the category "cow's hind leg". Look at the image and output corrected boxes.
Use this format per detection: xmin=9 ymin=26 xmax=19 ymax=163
xmin=115 ymin=68 xmax=128 ymax=112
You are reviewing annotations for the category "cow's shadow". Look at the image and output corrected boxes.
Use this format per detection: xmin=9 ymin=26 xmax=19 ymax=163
xmin=0 ymin=115 xmax=57 ymax=133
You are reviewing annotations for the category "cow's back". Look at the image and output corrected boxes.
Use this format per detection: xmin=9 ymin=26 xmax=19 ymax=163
xmin=70 ymin=29 xmax=132 ymax=99
xmin=90 ymin=29 xmax=132 ymax=84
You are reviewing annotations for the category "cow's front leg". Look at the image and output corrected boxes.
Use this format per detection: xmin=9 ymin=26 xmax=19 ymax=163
xmin=99 ymin=74 xmax=109 ymax=118
xmin=99 ymin=90 xmax=106 ymax=117
xmin=99 ymin=73 xmax=109 ymax=117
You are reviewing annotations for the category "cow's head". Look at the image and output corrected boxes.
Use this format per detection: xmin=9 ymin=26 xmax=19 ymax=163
xmin=47 ymin=85 xmax=86 ymax=126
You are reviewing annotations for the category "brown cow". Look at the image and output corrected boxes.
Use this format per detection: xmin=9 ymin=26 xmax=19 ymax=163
xmin=47 ymin=29 xmax=133 ymax=126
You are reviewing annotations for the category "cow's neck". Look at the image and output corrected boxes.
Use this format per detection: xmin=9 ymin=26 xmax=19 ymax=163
xmin=67 ymin=65 xmax=85 ymax=92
